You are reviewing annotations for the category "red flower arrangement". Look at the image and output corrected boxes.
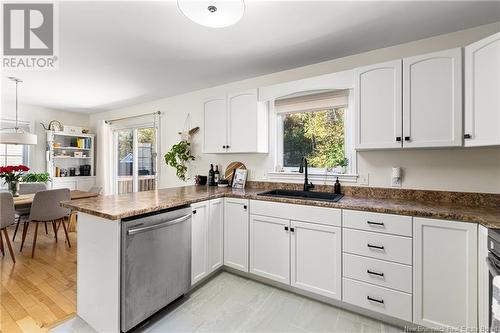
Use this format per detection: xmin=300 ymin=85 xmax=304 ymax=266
xmin=0 ymin=165 xmax=30 ymax=196
xmin=0 ymin=164 xmax=30 ymax=179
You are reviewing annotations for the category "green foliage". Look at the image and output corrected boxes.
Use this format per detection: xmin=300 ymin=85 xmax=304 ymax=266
xmin=164 ymin=140 xmax=195 ymax=181
xmin=21 ymin=172 xmax=51 ymax=183
xmin=117 ymin=128 xmax=156 ymax=160
xmin=283 ymin=108 xmax=345 ymax=168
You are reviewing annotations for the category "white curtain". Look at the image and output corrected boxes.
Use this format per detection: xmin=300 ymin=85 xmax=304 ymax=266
xmin=96 ymin=120 xmax=113 ymax=195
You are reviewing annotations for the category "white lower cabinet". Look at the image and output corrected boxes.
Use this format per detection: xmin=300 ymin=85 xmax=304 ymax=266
xmin=191 ymin=201 xmax=209 ymax=285
xmin=223 ymin=198 xmax=249 ymax=272
xmin=208 ymin=198 xmax=224 ymax=273
xmin=213 ymin=199 xmax=481 ymax=330
xmin=343 ymin=278 xmax=413 ymax=322
xmin=343 ymin=253 xmax=412 ymax=293
xmin=291 ymin=221 xmax=342 ymax=300
xmin=250 ymin=215 xmax=290 ymax=284
xmin=248 ymin=201 xmax=343 ymax=301
xmin=413 ymin=217 xmax=478 ymax=330
xmin=191 ymin=199 xmax=224 ymax=285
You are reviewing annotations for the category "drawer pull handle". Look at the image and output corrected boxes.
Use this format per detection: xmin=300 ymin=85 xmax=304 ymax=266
xmin=284 ymin=226 xmax=289 ymax=231
xmin=367 ymin=244 xmax=385 ymax=250
xmin=367 ymin=269 xmax=384 ymax=277
xmin=367 ymin=296 xmax=384 ymax=304
xmin=367 ymin=221 xmax=384 ymax=226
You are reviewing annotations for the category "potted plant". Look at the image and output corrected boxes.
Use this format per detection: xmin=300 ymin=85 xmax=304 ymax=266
xmin=21 ymin=172 xmax=51 ymax=184
xmin=164 ymin=140 xmax=195 ymax=181
xmin=334 ymin=158 xmax=349 ymax=174
xmin=0 ymin=165 xmax=30 ymax=197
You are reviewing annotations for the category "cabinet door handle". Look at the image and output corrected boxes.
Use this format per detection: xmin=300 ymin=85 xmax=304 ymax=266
xmin=464 ymin=134 xmax=471 ymax=139
xmin=284 ymin=226 xmax=289 ymax=231
xmin=243 ymin=205 xmax=247 ymax=210
xmin=367 ymin=296 xmax=384 ymax=304
xmin=367 ymin=269 xmax=385 ymax=277
xmin=367 ymin=243 xmax=384 ymax=250
xmin=222 ymin=145 xmax=226 ymax=149
xmin=290 ymin=227 xmax=295 ymax=233
xmin=226 ymin=145 xmax=230 ymax=149
xmin=395 ymin=137 xmax=402 ymax=142
xmin=192 ymin=210 xmax=197 ymax=214
xmin=367 ymin=221 xmax=384 ymax=226
xmin=404 ymin=136 xmax=410 ymax=141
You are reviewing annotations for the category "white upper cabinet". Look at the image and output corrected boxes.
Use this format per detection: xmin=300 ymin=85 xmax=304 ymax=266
xmin=465 ymin=32 xmax=500 ymax=147
xmin=402 ymin=48 xmax=462 ymax=148
xmin=355 ymin=60 xmax=403 ymax=149
xmin=203 ymin=97 xmax=227 ymax=153
xmin=203 ymin=89 xmax=268 ymax=154
xmin=413 ymin=218 xmax=477 ymax=330
xmin=228 ymin=90 xmax=268 ymax=153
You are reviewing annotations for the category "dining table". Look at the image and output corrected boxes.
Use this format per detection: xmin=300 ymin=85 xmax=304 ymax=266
xmin=13 ymin=190 xmax=99 ymax=232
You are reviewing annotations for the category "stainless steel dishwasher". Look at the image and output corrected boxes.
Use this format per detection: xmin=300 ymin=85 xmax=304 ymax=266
xmin=121 ymin=206 xmax=191 ymax=332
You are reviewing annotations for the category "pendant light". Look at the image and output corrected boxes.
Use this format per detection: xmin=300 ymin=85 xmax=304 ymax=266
xmin=0 ymin=77 xmax=37 ymax=145
xmin=178 ymin=0 xmax=245 ymax=28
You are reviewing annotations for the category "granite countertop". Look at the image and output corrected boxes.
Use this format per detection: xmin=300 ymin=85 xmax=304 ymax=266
xmin=61 ymin=185 xmax=500 ymax=228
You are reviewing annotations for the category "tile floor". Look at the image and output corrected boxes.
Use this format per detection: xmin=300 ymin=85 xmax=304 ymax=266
xmin=51 ymin=272 xmax=405 ymax=333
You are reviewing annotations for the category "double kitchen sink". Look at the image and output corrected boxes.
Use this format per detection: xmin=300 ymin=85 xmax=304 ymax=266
xmin=258 ymin=189 xmax=343 ymax=202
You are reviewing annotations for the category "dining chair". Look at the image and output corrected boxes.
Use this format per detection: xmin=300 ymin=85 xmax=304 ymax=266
xmin=13 ymin=182 xmax=48 ymax=241
xmin=88 ymin=186 xmax=102 ymax=194
xmin=20 ymin=188 xmax=71 ymax=258
xmin=0 ymin=192 xmax=16 ymax=263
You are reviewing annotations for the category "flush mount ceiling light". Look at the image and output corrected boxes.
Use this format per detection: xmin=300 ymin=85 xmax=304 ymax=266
xmin=0 ymin=77 xmax=37 ymax=145
xmin=178 ymin=0 xmax=245 ymax=28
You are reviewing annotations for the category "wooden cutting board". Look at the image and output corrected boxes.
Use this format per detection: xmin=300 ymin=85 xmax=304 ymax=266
xmin=225 ymin=162 xmax=246 ymax=183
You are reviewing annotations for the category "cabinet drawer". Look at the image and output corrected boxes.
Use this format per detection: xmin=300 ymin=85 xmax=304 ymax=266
xmin=343 ymin=278 xmax=412 ymax=322
xmin=250 ymin=200 xmax=341 ymax=227
xmin=343 ymin=210 xmax=412 ymax=237
xmin=343 ymin=253 xmax=412 ymax=293
xmin=343 ymin=229 xmax=412 ymax=265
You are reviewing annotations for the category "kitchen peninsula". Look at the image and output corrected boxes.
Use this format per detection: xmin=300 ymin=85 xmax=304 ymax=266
xmin=62 ymin=183 xmax=500 ymax=333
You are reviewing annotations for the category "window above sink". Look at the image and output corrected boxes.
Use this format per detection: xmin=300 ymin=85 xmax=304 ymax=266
xmin=271 ymin=89 xmax=357 ymax=183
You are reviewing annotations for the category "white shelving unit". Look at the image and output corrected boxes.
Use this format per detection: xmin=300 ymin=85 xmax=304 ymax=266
xmin=46 ymin=131 xmax=96 ymax=191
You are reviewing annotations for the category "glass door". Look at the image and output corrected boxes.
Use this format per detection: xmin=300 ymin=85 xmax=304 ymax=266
xmin=114 ymin=126 xmax=157 ymax=194
xmin=137 ymin=127 xmax=157 ymax=192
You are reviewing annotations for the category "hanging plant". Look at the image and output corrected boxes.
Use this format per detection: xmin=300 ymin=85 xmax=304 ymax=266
xmin=164 ymin=140 xmax=195 ymax=181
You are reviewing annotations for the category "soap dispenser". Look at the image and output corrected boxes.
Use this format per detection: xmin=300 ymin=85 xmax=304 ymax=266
xmin=334 ymin=177 xmax=341 ymax=194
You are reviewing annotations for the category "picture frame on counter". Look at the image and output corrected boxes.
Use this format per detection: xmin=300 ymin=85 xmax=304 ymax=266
xmin=232 ymin=168 xmax=247 ymax=189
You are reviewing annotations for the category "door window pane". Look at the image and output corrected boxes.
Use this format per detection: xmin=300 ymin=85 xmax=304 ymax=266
xmin=117 ymin=130 xmax=133 ymax=194
xmin=138 ymin=127 xmax=156 ymax=192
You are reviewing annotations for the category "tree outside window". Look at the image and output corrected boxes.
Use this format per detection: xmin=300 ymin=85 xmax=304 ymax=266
xmin=283 ymin=107 xmax=345 ymax=169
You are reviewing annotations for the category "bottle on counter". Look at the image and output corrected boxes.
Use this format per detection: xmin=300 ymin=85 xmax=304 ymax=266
xmin=214 ymin=165 xmax=220 ymax=185
xmin=208 ymin=164 xmax=215 ymax=186
xmin=334 ymin=177 xmax=341 ymax=194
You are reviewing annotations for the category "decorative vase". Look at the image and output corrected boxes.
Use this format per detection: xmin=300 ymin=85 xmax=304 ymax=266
xmin=8 ymin=180 xmax=19 ymax=197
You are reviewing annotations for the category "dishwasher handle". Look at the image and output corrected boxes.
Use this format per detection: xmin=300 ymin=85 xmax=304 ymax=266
xmin=127 ymin=214 xmax=191 ymax=236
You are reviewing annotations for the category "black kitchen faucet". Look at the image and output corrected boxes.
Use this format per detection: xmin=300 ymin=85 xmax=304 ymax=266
xmin=299 ymin=157 xmax=315 ymax=192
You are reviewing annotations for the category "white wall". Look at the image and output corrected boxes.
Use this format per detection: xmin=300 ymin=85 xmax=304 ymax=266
xmin=90 ymin=22 xmax=500 ymax=194
xmin=0 ymin=102 xmax=91 ymax=173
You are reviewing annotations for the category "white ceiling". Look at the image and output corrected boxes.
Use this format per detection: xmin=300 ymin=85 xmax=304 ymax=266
xmin=2 ymin=1 xmax=500 ymax=114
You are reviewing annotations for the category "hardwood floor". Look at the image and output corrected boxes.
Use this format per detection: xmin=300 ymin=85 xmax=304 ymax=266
xmin=1 ymin=223 xmax=77 ymax=333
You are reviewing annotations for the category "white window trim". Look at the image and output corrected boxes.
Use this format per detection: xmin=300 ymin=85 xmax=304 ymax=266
xmin=269 ymin=89 xmax=357 ymax=183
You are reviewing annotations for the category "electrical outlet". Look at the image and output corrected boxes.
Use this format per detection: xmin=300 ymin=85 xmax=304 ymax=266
xmin=391 ymin=177 xmax=402 ymax=187
xmin=358 ymin=173 xmax=369 ymax=185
